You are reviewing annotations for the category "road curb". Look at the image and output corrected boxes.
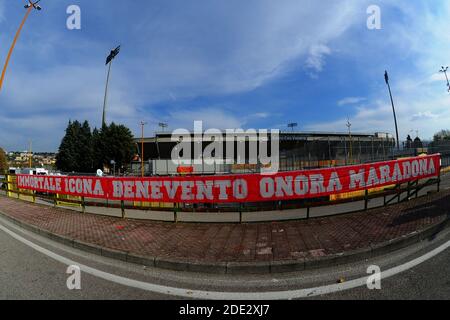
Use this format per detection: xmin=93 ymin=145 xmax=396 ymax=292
xmin=0 ymin=209 xmax=448 ymax=275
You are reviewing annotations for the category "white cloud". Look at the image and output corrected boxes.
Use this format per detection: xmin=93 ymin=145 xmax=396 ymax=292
xmin=410 ymin=111 xmax=439 ymax=122
xmin=123 ymin=0 xmax=365 ymax=98
xmin=305 ymin=100 xmax=393 ymax=134
xmin=306 ymin=94 xmax=450 ymax=141
xmin=168 ymin=107 xmax=245 ymax=131
xmin=305 ymin=1 xmax=450 ymax=141
xmin=253 ymin=112 xmax=270 ymax=119
xmin=1 ymin=1 xmax=370 ymax=150
xmin=429 ymin=72 xmax=447 ymax=83
xmin=337 ymin=97 xmax=366 ymax=106
xmin=305 ymin=44 xmax=331 ymax=74
xmin=2 ymin=63 xmax=139 ymax=119
xmin=13 ymin=1 xmax=450 ymax=150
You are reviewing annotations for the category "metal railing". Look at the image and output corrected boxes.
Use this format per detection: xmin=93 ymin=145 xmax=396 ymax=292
xmin=0 ymin=171 xmax=442 ymax=223
xmin=128 ymin=145 xmax=450 ymax=176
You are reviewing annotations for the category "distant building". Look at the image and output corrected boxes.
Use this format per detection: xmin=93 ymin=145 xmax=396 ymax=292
xmin=7 ymin=151 xmax=56 ymax=169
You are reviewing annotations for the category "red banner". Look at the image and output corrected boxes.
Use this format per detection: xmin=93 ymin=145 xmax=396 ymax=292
xmin=16 ymin=154 xmax=441 ymax=203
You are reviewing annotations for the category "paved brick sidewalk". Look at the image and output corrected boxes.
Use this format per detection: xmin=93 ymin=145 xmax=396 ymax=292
xmin=0 ymin=191 xmax=449 ymax=272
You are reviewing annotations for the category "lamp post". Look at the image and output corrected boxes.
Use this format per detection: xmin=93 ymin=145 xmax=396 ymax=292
xmin=439 ymin=66 xmax=450 ymax=92
xmin=0 ymin=1 xmax=42 ymax=93
xmin=140 ymin=121 xmax=147 ymax=177
xmin=102 ymin=45 xmax=121 ymax=127
xmin=29 ymin=140 xmax=32 ymax=168
xmin=157 ymin=123 xmax=168 ymax=160
xmin=384 ymin=71 xmax=400 ymax=151
xmin=346 ymin=118 xmax=353 ymax=164
xmin=288 ymin=123 xmax=298 ymax=132
xmin=158 ymin=122 xmax=168 ymax=132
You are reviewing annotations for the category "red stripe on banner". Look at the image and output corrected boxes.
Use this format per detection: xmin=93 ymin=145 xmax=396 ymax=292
xmin=16 ymin=154 xmax=441 ymax=204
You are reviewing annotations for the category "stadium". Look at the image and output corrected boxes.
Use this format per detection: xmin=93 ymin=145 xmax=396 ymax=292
xmin=132 ymin=130 xmax=397 ymax=176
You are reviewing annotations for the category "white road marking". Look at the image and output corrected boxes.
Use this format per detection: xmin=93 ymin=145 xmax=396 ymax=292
xmin=0 ymin=222 xmax=448 ymax=300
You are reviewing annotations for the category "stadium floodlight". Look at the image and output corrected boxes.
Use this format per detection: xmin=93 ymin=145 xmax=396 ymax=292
xmin=102 ymin=45 xmax=121 ymax=127
xmin=0 ymin=1 xmax=43 ymax=93
xmin=346 ymin=118 xmax=353 ymax=163
xmin=384 ymin=71 xmax=400 ymax=151
xmin=140 ymin=121 xmax=147 ymax=177
xmin=24 ymin=0 xmax=42 ymax=10
xmin=288 ymin=123 xmax=298 ymax=132
xmin=439 ymin=66 xmax=450 ymax=92
xmin=158 ymin=123 xmax=169 ymax=132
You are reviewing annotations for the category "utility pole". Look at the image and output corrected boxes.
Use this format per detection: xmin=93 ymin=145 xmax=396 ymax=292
xmin=0 ymin=1 xmax=43 ymax=93
xmin=439 ymin=66 xmax=450 ymax=92
xmin=384 ymin=71 xmax=400 ymax=151
xmin=140 ymin=121 xmax=147 ymax=177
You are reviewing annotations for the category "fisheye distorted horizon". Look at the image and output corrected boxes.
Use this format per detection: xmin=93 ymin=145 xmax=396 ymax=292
xmin=0 ymin=0 xmax=449 ymax=151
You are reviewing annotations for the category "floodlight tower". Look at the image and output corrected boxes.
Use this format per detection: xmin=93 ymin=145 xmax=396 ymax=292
xmin=384 ymin=71 xmax=400 ymax=151
xmin=102 ymin=45 xmax=121 ymax=127
xmin=140 ymin=121 xmax=147 ymax=177
xmin=0 ymin=1 xmax=43 ymax=93
xmin=439 ymin=66 xmax=450 ymax=92
xmin=346 ymin=118 xmax=353 ymax=164
xmin=288 ymin=123 xmax=298 ymax=132
xmin=158 ymin=122 xmax=169 ymax=132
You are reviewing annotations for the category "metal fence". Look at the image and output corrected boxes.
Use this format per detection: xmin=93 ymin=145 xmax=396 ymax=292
xmin=1 ymin=156 xmax=443 ymax=224
xmin=129 ymin=139 xmax=450 ymax=176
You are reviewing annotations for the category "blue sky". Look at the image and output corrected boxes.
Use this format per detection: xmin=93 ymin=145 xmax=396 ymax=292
xmin=1 ymin=0 xmax=450 ymax=151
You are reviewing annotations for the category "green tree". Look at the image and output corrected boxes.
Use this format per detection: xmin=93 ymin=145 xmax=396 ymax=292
xmin=0 ymin=147 xmax=8 ymax=174
xmin=91 ymin=128 xmax=104 ymax=171
xmin=56 ymin=121 xmax=77 ymax=172
xmin=76 ymin=121 xmax=93 ymax=173
xmin=433 ymin=130 xmax=450 ymax=142
xmin=93 ymin=122 xmax=135 ymax=172
xmin=56 ymin=120 xmax=94 ymax=173
xmin=57 ymin=120 xmax=135 ymax=174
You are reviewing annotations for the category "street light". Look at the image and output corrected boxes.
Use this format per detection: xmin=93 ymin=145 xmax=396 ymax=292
xmin=288 ymin=123 xmax=298 ymax=132
xmin=346 ymin=118 xmax=353 ymax=164
xmin=156 ymin=123 xmax=168 ymax=160
xmin=102 ymin=45 xmax=121 ymax=127
xmin=140 ymin=121 xmax=147 ymax=177
xmin=439 ymin=66 xmax=450 ymax=92
xmin=0 ymin=1 xmax=43 ymax=93
xmin=158 ymin=122 xmax=169 ymax=132
xmin=384 ymin=71 xmax=400 ymax=151
xmin=29 ymin=140 xmax=33 ymax=168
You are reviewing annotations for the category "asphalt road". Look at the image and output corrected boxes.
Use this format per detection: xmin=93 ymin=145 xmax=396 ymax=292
xmin=0 ymin=213 xmax=449 ymax=300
